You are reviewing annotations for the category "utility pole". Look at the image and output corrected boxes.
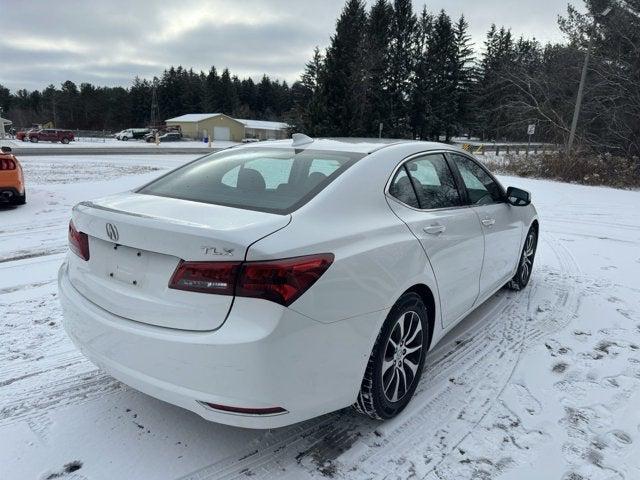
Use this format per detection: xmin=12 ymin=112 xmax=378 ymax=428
xmin=0 ymin=108 xmax=5 ymax=139
xmin=149 ymin=79 xmax=160 ymax=128
xmin=567 ymin=6 xmax=612 ymax=154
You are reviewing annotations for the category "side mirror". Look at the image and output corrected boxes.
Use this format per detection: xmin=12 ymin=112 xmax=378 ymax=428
xmin=506 ymin=186 xmax=531 ymax=206
xmin=1 ymin=146 xmax=12 ymax=154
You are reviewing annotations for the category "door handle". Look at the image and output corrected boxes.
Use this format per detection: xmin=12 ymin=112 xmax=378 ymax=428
xmin=481 ymin=218 xmax=496 ymax=227
xmin=423 ymin=224 xmax=446 ymax=235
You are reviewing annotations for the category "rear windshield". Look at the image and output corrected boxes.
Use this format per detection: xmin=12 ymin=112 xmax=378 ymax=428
xmin=138 ymin=147 xmax=365 ymax=214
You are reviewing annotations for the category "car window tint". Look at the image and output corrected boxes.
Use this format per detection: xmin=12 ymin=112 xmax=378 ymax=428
xmin=389 ymin=167 xmax=420 ymax=208
xmin=450 ymin=154 xmax=503 ymax=205
xmin=405 ymin=154 xmax=461 ymax=209
xmin=138 ymin=148 xmax=364 ymax=214
xmin=309 ymin=158 xmax=341 ymax=176
xmin=238 ymin=157 xmax=294 ymax=189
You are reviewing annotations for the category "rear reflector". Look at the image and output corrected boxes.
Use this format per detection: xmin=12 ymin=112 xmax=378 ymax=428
xmin=199 ymin=402 xmax=287 ymax=416
xmin=0 ymin=158 xmax=16 ymax=170
xmin=68 ymin=220 xmax=90 ymax=261
xmin=169 ymin=253 xmax=334 ymax=306
xmin=169 ymin=261 xmax=241 ymax=295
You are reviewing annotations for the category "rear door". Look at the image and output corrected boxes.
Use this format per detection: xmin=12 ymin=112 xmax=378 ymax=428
xmin=386 ymin=153 xmax=484 ymax=327
xmin=448 ymin=153 xmax=523 ymax=297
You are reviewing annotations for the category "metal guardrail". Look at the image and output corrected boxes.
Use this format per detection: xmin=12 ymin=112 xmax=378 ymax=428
xmin=458 ymin=143 xmax=558 ymax=155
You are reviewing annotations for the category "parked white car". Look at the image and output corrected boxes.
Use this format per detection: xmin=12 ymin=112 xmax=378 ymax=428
xmin=115 ymin=128 xmax=150 ymax=141
xmin=59 ymin=136 xmax=538 ymax=428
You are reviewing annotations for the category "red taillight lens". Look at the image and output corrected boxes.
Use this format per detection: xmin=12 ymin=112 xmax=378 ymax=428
xmin=169 ymin=261 xmax=241 ymax=295
xmin=0 ymin=158 xmax=16 ymax=170
xmin=68 ymin=220 xmax=90 ymax=261
xmin=168 ymin=254 xmax=334 ymax=306
xmin=237 ymin=254 xmax=334 ymax=306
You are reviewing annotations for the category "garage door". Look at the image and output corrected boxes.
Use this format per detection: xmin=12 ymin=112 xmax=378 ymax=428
xmin=213 ymin=126 xmax=231 ymax=141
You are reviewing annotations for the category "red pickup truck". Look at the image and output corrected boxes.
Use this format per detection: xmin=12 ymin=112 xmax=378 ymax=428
xmin=27 ymin=128 xmax=75 ymax=144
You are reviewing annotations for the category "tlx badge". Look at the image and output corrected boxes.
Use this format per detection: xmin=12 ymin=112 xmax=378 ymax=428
xmin=202 ymin=246 xmax=234 ymax=256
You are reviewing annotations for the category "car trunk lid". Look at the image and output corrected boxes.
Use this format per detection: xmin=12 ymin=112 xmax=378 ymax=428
xmin=67 ymin=192 xmax=290 ymax=331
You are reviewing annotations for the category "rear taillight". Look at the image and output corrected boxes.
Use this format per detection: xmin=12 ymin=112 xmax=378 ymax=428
xmin=237 ymin=254 xmax=334 ymax=306
xmin=168 ymin=254 xmax=334 ymax=306
xmin=68 ymin=220 xmax=90 ymax=261
xmin=0 ymin=158 xmax=16 ymax=170
xmin=169 ymin=261 xmax=241 ymax=295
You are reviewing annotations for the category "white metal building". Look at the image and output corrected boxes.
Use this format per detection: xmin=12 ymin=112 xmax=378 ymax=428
xmin=165 ymin=114 xmax=289 ymax=141
xmin=236 ymin=119 xmax=290 ymax=140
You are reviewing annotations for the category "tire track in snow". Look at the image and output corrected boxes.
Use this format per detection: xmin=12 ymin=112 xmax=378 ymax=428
xmin=176 ymin=232 xmax=584 ymax=480
xmin=0 ymin=370 xmax=123 ymax=426
xmin=175 ymin=294 xmax=517 ymax=480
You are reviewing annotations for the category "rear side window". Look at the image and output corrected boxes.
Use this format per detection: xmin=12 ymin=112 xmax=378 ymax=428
xmin=389 ymin=167 xmax=420 ymax=208
xmin=138 ymin=148 xmax=364 ymax=214
xmin=405 ymin=154 xmax=461 ymax=209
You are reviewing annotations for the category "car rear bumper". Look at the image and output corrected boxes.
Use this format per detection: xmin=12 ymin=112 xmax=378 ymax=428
xmin=0 ymin=169 xmax=24 ymax=196
xmin=58 ymin=261 xmax=381 ymax=428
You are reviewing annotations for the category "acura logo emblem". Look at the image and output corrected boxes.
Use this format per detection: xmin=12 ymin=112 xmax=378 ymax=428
xmin=106 ymin=223 xmax=119 ymax=242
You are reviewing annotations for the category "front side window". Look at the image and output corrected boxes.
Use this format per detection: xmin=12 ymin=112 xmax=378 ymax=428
xmin=450 ymin=154 xmax=504 ymax=205
xmin=405 ymin=154 xmax=461 ymax=209
xmin=138 ymin=148 xmax=363 ymax=214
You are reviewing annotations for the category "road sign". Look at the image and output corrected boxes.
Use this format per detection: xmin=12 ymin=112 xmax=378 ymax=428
xmin=527 ymin=124 xmax=536 ymax=135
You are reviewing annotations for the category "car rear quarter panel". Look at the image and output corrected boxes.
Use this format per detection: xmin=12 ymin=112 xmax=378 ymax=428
xmin=246 ymin=145 xmax=442 ymax=327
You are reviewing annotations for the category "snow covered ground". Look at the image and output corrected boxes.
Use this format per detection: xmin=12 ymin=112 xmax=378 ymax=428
xmin=1 ymin=153 xmax=639 ymax=480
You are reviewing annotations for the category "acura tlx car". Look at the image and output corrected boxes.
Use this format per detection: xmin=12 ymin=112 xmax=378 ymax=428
xmin=58 ymin=135 xmax=538 ymax=428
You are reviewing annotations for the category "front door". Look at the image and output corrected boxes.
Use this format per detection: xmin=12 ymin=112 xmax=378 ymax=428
xmin=448 ymin=153 xmax=523 ymax=297
xmin=387 ymin=153 xmax=485 ymax=327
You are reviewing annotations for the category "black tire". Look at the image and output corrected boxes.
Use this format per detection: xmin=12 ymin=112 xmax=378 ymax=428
xmin=61 ymin=138 xmax=70 ymax=144
xmin=30 ymin=137 xmax=38 ymax=143
xmin=14 ymin=191 xmax=26 ymax=205
xmin=122 ymin=136 xmax=129 ymax=141
xmin=507 ymin=225 xmax=538 ymax=291
xmin=354 ymin=292 xmax=429 ymax=420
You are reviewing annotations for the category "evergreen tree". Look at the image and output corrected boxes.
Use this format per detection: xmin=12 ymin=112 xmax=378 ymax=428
xmin=293 ymin=47 xmax=326 ymax=134
xmin=203 ymin=67 xmax=221 ymax=112
xmin=452 ymin=15 xmax=475 ymax=137
xmin=218 ymin=68 xmax=239 ymax=115
xmin=387 ymin=0 xmax=417 ymax=137
xmin=409 ymin=6 xmax=434 ymax=139
xmin=319 ymin=0 xmax=368 ymax=136
xmin=364 ymin=0 xmax=393 ymax=136
xmin=475 ymin=25 xmax=516 ymax=140
xmin=427 ymin=10 xmax=458 ymax=140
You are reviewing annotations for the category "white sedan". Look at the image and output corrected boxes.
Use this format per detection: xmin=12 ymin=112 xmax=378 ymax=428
xmin=58 ymin=135 xmax=538 ymax=428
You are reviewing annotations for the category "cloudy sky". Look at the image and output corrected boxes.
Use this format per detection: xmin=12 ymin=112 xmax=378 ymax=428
xmin=1 ymin=0 xmax=578 ymax=92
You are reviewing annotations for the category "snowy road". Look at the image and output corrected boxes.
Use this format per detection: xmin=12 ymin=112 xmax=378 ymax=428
xmin=1 ymin=154 xmax=639 ymax=480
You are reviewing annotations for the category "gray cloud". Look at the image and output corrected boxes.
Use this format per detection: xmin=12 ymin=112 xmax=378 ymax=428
xmin=0 ymin=0 xmax=577 ymax=92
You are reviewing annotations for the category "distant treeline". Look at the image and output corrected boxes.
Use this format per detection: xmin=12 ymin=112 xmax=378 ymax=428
xmin=0 ymin=68 xmax=293 ymax=132
xmin=1 ymin=0 xmax=638 ymax=157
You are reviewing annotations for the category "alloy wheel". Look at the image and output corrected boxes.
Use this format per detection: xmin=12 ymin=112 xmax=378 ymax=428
xmin=520 ymin=231 xmax=536 ymax=284
xmin=382 ymin=311 xmax=423 ymax=403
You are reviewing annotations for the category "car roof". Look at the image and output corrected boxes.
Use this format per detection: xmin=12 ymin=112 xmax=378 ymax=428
xmin=242 ymin=137 xmax=461 ymax=155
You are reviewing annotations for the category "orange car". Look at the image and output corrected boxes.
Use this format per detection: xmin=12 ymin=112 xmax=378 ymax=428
xmin=0 ymin=146 xmax=26 ymax=206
